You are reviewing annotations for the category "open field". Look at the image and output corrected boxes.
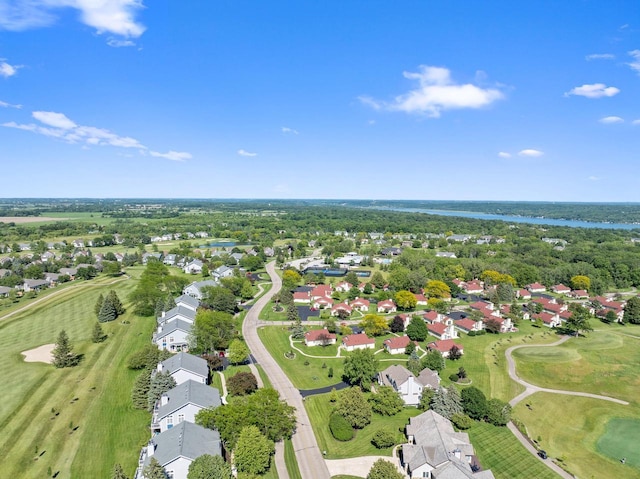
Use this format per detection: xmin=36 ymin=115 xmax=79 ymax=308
xmin=0 ymin=267 xmax=155 ymax=478
xmin=467 ymin=422 xmax=559 ymax=479
xmin=0 ymin=216 xmax=68 ymax=224
xmin=596 ymin=418 xmax=640 ymax=468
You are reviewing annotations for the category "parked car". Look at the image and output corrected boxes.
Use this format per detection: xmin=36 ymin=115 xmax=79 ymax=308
xmin=538 ymin=450 xmax=548 ymax=459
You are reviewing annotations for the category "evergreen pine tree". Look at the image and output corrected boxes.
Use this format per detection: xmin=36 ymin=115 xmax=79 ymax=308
xmin=98 ymin=295 xmax=117 ymax=323
xmin=94 ymin=293 xmax=104 ymax=318
xmin=52 ymin=330 xmax=76 ymax=368
xmin=92 ymin=322 xmax=106 ymax=343
xmin=164 ymin=295 xmax=175 ymax=311
xmin=147 ymin=371 xmax=177 ymax=411
xmin=108 ymin=290 xmax=126 ymax=315
xmin=142 ymin=457 xmax=168 ymax=479
xmin=154 ymin=298 xmax=165 ymax=318
xmin=131 ymin=369 xmax=152 ymax=409
xmin=112 ymin=463 xmax=130 ymax=479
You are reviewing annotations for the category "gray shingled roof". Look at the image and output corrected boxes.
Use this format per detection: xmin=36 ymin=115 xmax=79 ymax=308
xmin=156 ymin=380 xmax=221 ymax=420
xmin=175 ymin=294 xmax=200 ymax=309
xmin=157 ymin=305 xmax=197 ymax=325
xmin=431 ymin=459 xmax=495 ymax=479
xmin=160 ymin=352 xmax=208 ymax=378
xmin=416 ymin=368 xmax=440 ymax=389
xmin=379 ymin=364 xmax=413 ymax=388
xmin=145 ymin=421 xmax=221 ymax=468
xmin=155 ymin=319 xmax=192 ymax=341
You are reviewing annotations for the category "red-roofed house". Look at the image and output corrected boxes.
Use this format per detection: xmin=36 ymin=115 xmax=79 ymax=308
xmin=304 ymin=329 xmax=337 ymax=347
xmin=342 ymin=334 xmax=375 ymax=351
xmin=423 ymin=310 xmax=444 ymax=324
xmin=569 ymin=289 xmax=589 ymax=299
xmin=350 ymin=298 xmax=370 ymax=311
xmin=484 ymin=316 xmax=515 ymax=333
xmin=533 ymin=312 xmax=561 ymax=328
xmin=427 ymin=320 xmax=457 ymax=340
xmin=526 ymin=282 xmax=546 ymax=293
xmin=427 ymin=339 xmax=464 ymax=358
xmin=383 ymin=336 xmax=415 ymax=355
xmin=377 ymin=299 xmax=397 ymax=313
xmin=414 ymin=294 xmax=428 ymax=306
xmin=552 ymin=284 xmax=571 ymax=295
xmin=312 ymin=297 xmax=334 ymax=309
xmin=293 ymin=291 xmax=311 ymax=303
xmin=470 ymin=300 xmax=494 ymax=312
xmin=462 ymin=280 xmax=484 ymax=294
xmin=358 ymin=282 xmax=375 ymax=292
xmin=311 ymin=284 xmax=333 ymax=300
xmin=516 ymin=289 xmax=532 ymax=300
xmin=454 ymin=318 xmax=483 ymax=333
xmin=335 ymin=281 xmax=353 ymax=293
xmin=331 ymin=303 xmax=353 ymax=317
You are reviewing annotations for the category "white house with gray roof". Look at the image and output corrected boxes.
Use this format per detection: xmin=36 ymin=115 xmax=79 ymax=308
xmin=157 ymin=305 xmax=197 ymax=327
xmin=378 ymin=364 xmax=440 ymax=406
xmin=158 ymin=352 xmax=209 ymax=385
xmin=136 ymin=421 xmax=222 ymax=479
xmin=152 ymin=380 xmax=221 ymax=433
xmin=183 ymin=279 xmax=219 ymax=300
xmin=154 ymin=319 xmax=192 ymax=352
xmin=174 ymin=294 xmax=200 ymax=312
xmin=402 ymin=410 xmax=494 ymax=479
xmin=183 ymin=259 xmax=203 ymax=274
xmin=212 ymin=265 xmax=234 ymax=281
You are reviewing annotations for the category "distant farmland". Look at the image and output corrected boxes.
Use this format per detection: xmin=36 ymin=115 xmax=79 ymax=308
xmin=0 ymin=217 xmax=68 ymax=224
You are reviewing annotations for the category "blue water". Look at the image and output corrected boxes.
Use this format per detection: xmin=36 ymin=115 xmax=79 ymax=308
xmin=368 ymin=207 xmax=640 ymax=230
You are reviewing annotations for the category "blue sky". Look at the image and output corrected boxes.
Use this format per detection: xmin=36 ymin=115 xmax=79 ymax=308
xmin=1 ymin=0 xmax=639 ymax=201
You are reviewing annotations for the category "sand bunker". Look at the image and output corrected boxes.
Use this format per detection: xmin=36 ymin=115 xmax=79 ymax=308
xmin=22 ymin=344 xmax=55 ymax=364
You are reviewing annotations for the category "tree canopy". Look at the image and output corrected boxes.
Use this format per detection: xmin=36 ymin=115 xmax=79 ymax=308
xmin=342 ymin=348 xmax=379 ymax=391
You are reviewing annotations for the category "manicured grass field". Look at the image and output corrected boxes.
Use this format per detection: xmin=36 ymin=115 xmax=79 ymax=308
xmin=513 ymin=393 xmax=640 ymax=479
xmin=467 ymin=422 xmax=559 ymax=479
xmin=305 ymin=392 xmax=422 ymax=459
xmin=284 ymin=438 xmax=303 ymax=479
xmin=596 ymin=418 xmax=640 ymax=468
xmin=0 ymin=267 xmax=159 ymax=478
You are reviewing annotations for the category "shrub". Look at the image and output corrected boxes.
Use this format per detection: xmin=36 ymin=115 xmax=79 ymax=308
xmin=449 ymin=373 xmax=459 ymax=382
xmin=227 ymin=372 xmax=258 ymax=396
xmin=329 ymin=413 xmax=354 ymax=441
xmin=371 ymin=428 xmax=396 ymax=449
xmin=451 ymin=413 xmax=474 ymax=430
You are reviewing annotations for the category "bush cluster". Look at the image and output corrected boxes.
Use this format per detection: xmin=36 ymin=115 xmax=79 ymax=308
xmin=329 ymin=413 xmax=354 ymax=441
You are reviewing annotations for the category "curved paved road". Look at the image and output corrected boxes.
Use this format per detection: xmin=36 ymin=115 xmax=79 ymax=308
xmin=243 ymin=261 xmax=331 ymax=479
xmin=506 ymin=335 xmax=629 ymax=407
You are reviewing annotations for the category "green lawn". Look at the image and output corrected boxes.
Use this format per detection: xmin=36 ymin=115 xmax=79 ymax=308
xmin=305 ymin=392 xmax=421 ymax=459
xmin=0 ymin=267 xmax=154 ymax=478
xmin=284 ymin=438 xmax=302 ymax=479
xmin=467 ymin=422 xmax=559 ymax=479
xmin=596 ymin=418 xmax=640 ymax=468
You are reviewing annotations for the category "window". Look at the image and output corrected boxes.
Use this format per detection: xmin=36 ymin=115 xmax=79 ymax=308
xmin=169 ymin=336 xmax=174 ymax=343
xmin=167 ymin=415 xmax=173 ymax=428
xmin=177 ymin=414 xmax=184 ymax=423
xmin=166 ymin=471 xmax=174 ymax=479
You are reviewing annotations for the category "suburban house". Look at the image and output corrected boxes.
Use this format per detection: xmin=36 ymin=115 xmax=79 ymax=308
xmin=163 ymin=254 xmax=178 ymax=266
xmin=183 ymin=280 xmax=218 ymax=300
xmin=59 ymin=267 xmax=78 ymax=279
xmin=342 ymin=333 xmax=375 ymax=351
xmin=157 ymin=352 xmax=209 ymax=385
xmin=454 ymin=318 xmax=484 ymax=333
xmin=154 ymin=319 xmax=192 ymax=352
xmin=435 ymin=251 xmax=457 ymax=258
xmin=293 ymin=291 xmax=311 ymax=303
xmin=414 ymin=293 xmax=429 ymax=306
xmin=427 ymin=339 xmax=464 ymax=358
xmin=304 ymin=329 xmax=337 ymax=347
xmin=212 ymin=266 xmax=234 ymax=281
xmin=0 ymin=286 xmax=12 ymax=297
xmin=427 ymin=319 xmax=458 ymax=340
xmin=334 ymin=281 xmax=353 ymax=293
xmin=152 ymin=380 xmax=221 ymax=434
xmin=516 ymin=288 xmax=532 ymax=300
xmin=135 ymin=421 xmax=222 ymax=479
xmin=378 ymin=364 xmax=439 ymax=406
xmin=22 ymin=279 xmax=49 ymax=292
xmin=157 ymin=305 xmax=197 ymax=327
xmin=350 ymin=297 xmax=370 ymax=311
xmin=174 ymin=294 xmax=200 ymax=312
xmin=526 ymin=282 xmax=547 ymax=293
xmin=401 ymin=410 xmax=494 ymax=479
xmin=569 ymin=289 xmax=589 ymax=299
xmin=312 ymin=297 xmax=334 ymax=309
xmin=533 ymin=312 xmax=561 ymax=328
xmin=551 ymin=284 xmax=571 ymax=295
xmin=377 ymin=299 xmax=397 ymax=313
xmin=383 ymin=335 xmax=415 ymax=355
xmin=183 ymin=259 xmax=203 ymax=274
xmin=331 ymin=303 xmax=352 ymax=317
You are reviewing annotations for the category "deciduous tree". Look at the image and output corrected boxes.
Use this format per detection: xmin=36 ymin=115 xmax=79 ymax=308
xmin=406 ymin=316 xmax=428 ymax=341
xmin=460 ymin=386 xmax=487 ymax=420
xmin=425 ymin=280 xmax=451 ymax=299
xmin=421 ymin=349 xmax=445 ymax=372
xmin=359 ymin=314 xmax=388 ymax=336
xmin=395 ymin=290 xmax=417 ymax=310
xmin=623 ymin=296 xmax=640 ymax=324
xmin=234 ymin=426 xmax=274 ymax=475
xmin=570 ymin=275 xmax=591 ymax=291
xmin=188 ymin=454 xmax=232 ymax=479
xmin=334 ymin=386 xmax=372 ymax=428
xmin=366 ymin=459 xmax=404 ymax=479
xmin=342 ymin=348 xmax=378 ymax=391
xmin=368 ymin=386 xmax=404 ymax=416
xmin=227 ymin=371 xmax=257 ymax=396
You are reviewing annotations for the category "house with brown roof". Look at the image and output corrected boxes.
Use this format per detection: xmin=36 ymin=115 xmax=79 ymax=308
xmin=526 ymin=282 xmax=546 ymax=293
xmin=350 ymin=297 xmax=370 ymax=311
xmin=342 ymin=333 xmax=375 ymax=351
xmin=304 ymin=329 xmax=337 ymax=347
xmin=331 ymin=303 xmax=352 ymax=317
xmin=427 ymin=339 xmax=463 ymax=358
xmin=383 ymin=335 xmax=415 ymax=355
xmin=454 ymin=318 xmax=484 ymax=333
xmin=551 ymin=284 xmax=571 ymax=295
xmin=533 ymin=312 xmax=561 ymax=328
xmin=377 ymin=299 xmax=397 ymax=313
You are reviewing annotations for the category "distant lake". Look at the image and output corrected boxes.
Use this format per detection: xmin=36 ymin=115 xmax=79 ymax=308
xmin=367 ymin=207 xmax=640 ymax=230
xmin=207 ymin=241 xmax=237 ymax=247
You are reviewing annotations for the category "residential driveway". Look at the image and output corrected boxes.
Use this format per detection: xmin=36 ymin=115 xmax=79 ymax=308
xmin=243 ymin=261 xmax=331 ymax=479
xmin=325 ymin=456 xmax=406 ymax=478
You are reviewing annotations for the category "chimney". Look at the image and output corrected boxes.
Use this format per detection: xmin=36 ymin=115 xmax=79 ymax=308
xmin=161 ymin=393 xmax=169 ymax=406
xmin=147 ymin=441 xmax=155 ymax=457
xmin=162 ymin=311 xmax=166 ymax=318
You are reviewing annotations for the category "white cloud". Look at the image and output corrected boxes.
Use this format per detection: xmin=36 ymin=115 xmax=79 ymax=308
xmin=3 ymin=108 xmax=188 ymax=160
xmin=281 ymin=127 xmax=298 ymax=135
xmin=0 ymin=99 xmax=21 ymax=108
xmin=237 ymin=149 xmax=257 ymax=157
xmin=585 ymin=53 xmax=615 ymax=61
xmin=588 ymin=176 xmax=600 ymax=181
xmin=107 ymin=38 xmax=135 ymax=47
xmin=149 ymin=150 xmax=192 ymax=162
xmin=632 ymin=119 xmax=640 ymax=125
xmin=565 ymin=83 xmax=620 ymax=98
xmin=0 ymin=0 xmax=145 ymax=38
xmin=518 ymin=149 xmax=544 ymax=157
xmin=498 ymin=152 xmax=511 ymax=158
xmin=599 ymin=116 xmax=624 ymax=124
xmin=0 ymin=60 xmax=20 ymax=77
xmin=627 ymin=50 xmax=640 ymax=75
xmin=32 ymin=110 xmax=77 ymax=129
xmin=359 ymin=65 xmax=504 ymax=117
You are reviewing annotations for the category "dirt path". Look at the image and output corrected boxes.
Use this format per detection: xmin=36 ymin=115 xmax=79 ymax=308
xmin=0 ymin=275 xmax=129 ymax=323
xmin=505 ymin=335 xmax=629 ymax=407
